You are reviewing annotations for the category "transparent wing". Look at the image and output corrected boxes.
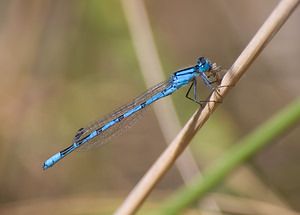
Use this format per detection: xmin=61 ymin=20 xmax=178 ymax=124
xmin=74 ymin=79 xmax=171 ymax=151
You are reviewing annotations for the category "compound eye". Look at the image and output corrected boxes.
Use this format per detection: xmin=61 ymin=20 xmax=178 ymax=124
xmin=198 ymin=57 xmax=206 ymax=67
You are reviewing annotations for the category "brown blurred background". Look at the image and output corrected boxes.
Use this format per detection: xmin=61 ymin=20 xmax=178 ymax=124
xmin=0 ymin=0 xmax=299 ymax=214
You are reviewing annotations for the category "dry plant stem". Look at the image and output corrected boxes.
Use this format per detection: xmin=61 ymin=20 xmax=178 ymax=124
xmin=114 ymin=0 xmax=299 ymax=214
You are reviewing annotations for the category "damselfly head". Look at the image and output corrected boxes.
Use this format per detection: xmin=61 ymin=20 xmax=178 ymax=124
xmin=197 ymin=57 xmax=212 ymax=72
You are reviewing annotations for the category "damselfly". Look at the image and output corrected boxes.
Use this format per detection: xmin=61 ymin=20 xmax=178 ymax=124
xmin=43 ymin=57 xmax=221 ymax=170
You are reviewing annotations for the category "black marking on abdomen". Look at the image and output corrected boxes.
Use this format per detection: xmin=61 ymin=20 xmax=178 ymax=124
xmin=140 ymin=101 xmax=146 ymax=108
xmin=96 ymin=127 xmax=103 ymax=133
xmin=118 ymin=115 xmax=124 ymax=121
xmin=60 ymin=145 xmax=74 ymax=156
xmin=161 ymin=89 xmax=168 ymax=96
xmin=76 ymin=138 xmax=84 ymax=147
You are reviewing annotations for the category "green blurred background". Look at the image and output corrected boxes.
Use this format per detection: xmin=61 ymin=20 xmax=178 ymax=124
xmin=0 ymin=0 xmax=299 ymax=214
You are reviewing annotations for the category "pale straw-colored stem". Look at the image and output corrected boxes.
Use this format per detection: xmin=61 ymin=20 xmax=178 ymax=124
xmin=115 ymin=0 xmax=300 ymax=214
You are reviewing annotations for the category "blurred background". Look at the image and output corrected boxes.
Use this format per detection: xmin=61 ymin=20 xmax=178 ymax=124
xmin=0 ymin=0 xmax=299 ymax=214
